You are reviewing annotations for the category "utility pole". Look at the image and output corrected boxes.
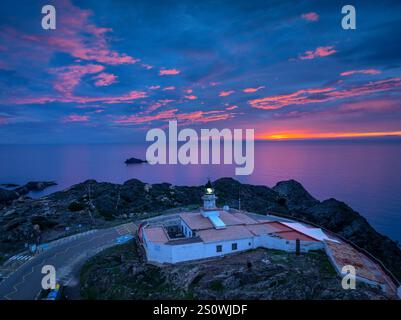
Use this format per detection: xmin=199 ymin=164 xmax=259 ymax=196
xmin=238 ymin=186 xmax=241 ymax=211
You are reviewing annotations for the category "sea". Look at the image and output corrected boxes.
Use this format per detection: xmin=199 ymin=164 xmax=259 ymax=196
xmin=0 ymin=140 xmax=400 ymax=243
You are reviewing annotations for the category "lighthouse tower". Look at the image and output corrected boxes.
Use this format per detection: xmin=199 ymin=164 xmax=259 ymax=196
xmin=202 ymin=180 xmax=217 ymax=211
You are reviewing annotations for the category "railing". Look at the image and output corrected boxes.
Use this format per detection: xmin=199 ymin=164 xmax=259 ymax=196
xmin=267 ymin=211 xmax=400 ymax=287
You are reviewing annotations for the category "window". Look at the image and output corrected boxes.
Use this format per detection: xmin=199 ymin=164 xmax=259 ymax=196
xmin=216 ymin=245 xmax=222 ymax=253
xmin=232 ymin=243 xmax=238 ymax=251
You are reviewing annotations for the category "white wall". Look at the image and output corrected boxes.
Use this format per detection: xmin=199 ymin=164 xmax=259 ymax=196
xmin=255 ymin=235 xmax=323 ymax=252
xmin=180 ymin=220 xmax=193 ymax=238
xmin=144 ymin=232 xmax=323 ymax=264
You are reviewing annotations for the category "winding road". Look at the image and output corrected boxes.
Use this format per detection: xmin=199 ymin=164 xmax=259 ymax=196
xmin=0 ymin=222 xmax=137 ymax=300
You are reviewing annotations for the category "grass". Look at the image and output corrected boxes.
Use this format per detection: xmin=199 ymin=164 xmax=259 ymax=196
xmin=210 ymin=280 xmax=224 ymax=292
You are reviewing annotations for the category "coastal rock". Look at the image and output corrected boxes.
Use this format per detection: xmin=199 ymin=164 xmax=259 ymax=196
xmin=14 ymin=181 xmax=57 ymax=195
xmin=124 ymin=157 xmax=147 ymax=165
xmin=0 ymin=188 xmax=19 ymax=208
xmin=273 ymin=179 xmax=319 ymax=210
xmin=0 ymin=177 xmax=400 ymax=283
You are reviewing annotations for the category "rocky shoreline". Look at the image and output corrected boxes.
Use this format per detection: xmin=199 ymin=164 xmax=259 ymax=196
xmin=0 ymin=177 xmax=400 ymax=282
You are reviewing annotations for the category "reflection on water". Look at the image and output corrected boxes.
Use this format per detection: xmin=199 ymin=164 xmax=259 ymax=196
xmin=0 ymin=141 xmax=400 ymax=242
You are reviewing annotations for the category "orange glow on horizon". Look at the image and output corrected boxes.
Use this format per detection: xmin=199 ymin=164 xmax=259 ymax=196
xmin=258 ymin=131 xmax=401 ymax=140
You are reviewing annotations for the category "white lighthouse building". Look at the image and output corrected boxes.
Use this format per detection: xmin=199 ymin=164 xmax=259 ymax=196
xmin=139 ymin=180 xmax=336 ymax=264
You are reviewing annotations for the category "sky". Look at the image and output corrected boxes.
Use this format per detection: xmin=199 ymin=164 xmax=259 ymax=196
xmin=0 ymin=0 xmax=401 ymax=143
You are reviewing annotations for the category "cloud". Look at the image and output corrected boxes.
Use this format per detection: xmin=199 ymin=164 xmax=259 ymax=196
xmin=340 ymin=69 xmax=381 ymax=76
xmin=114 ymin=108 xmax=232 ymax=125
xmin=141 ymin=63 xmax=153 ymax=70
xmin=147 ymin=99 xmax=174 ymax=112
xmin=219 ymin=90 xmax=235 ymax=97
xmin=92 ymin=72 xmax=118 ymax=86
xmin=299 ymin=46 xmax=337 ymax=60
xmin=159 ymin=68 xmax=180 ymax=76
xmin=162 ymin=86 xmax=176 ymax=91
xmin=7 ymin=90 xmax=147 ymax=105
xmin=243 ymin=86 xmax=265 ymax=93
xmin=185 ymin=95 xmax=198 ymax=100
xmin=63 ymin=114 xmax=90 ymax=123
xmin=249 ymin=77 xmax=401 ymax=110
xmin=149 ymin=85 xmax=161 ymax=90
xmin=50 ymin=64 xmax=105 ymax=95
xmin=19 ymin=0 xmax=139 ymax=66
xmin=226 ymin=105 xmax=238 ymax=110
xmin=301 ymin=12 xmax=319 ymax=22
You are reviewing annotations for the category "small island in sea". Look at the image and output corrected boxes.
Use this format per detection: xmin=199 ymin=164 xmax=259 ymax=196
xmin=124 ymin=157 xmax=148 ymax=165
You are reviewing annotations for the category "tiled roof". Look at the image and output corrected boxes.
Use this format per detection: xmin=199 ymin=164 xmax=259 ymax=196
xmin=246 ymin=223 xmax=280 ymax=235
xmin=326 ymin=241 xmax=387 ymax=284
xmin=143 ymin=226 xmax=168 ymax=244
xmin=179 ymin=211 xmax=259 ymax=230
xmin=197 ymin=225 xmax=254 ymax=243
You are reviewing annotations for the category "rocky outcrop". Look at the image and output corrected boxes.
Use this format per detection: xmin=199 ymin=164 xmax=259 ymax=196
xmin=273 ymin=179 xmax=319 ymax=210
xmin=14 ymin=181 xmax=57 ymax=195
xmin=125 ymin=157 xmax=147 ymax=164
xmin=0 ymin=177 xmax=400 ymax=282
xmin=80 ymin=242 xmax=389 ymax=300
xmin=0 ymin=188 xmax=19 ymax=209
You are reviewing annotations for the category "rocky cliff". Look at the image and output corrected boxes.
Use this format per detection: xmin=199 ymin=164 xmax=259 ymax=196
xmin=0 ymin=177 xmax=400 ymax=282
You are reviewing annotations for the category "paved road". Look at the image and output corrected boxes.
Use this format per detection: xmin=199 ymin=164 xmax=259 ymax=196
xmin=0 ymin=222 xmax=136 ymax=300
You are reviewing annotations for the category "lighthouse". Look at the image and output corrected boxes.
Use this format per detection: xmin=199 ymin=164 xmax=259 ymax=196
xmin=202 ymin=180 xmax=217 ymax=211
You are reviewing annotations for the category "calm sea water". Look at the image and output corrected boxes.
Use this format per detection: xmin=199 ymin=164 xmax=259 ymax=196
xmin=0 ymin=141 xmax=400 ymax=243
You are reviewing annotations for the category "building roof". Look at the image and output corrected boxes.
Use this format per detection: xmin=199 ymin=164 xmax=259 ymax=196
xmin=281 ymin=222 xmax=339 ymax=243
xmin=274 ymin=230 xmax=319 ymax=242
xmin=326 ymin=240 xmax=386 ymax=284
xmin=179 ymin=211 xmax=259 ymax=231
xmin=246 ymin=223 xmax=281 ymax=236
xmin=146 ymin=211 xmax=332 ymax=246
xmin=197 ymin=225 xmax=254 ymax=243
xmin=143 ymin=226 xmax=168 ymax=244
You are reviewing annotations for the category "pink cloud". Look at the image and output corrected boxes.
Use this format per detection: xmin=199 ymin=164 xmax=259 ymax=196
xmin=301 ymin=12 xmax=319 ymax=22
xmin=185 ymin=95 xmax=198 ymax=100
xmin=114 ymin=109 xmax=232 ymax=125
xmin=147 ymin=99 xmax=174 ymax=112
xmin=149 ymin=85 xmax=161 ymax=90
xmin=93 ymin=72 xmax=118 ymax=86
xmin=340 ymin=69 xmax=381 ymax=77
xmin=185 ymin=89 xmax=193 ymax=94
xmin=219 ymin=90 xmax=235 ymax=97
xmin=226 ymin=105 xmax=238 ymax=110
xmin=50 ymin=64 xmax=104 ymax=95
xmin=163 ymin=86 xmax=176 ymax=91
xmin=249 ymin=77 xmax=401 ymax=110
xmin=243 ymin=86 xmax=265 ymax=93
xmin=63 ymin=114 xmax=90 ymax=123
xmin=8 ymin=90 xmax=147 ymax=105
xmin=299 ymin=46 xmax=337 ymax=60
xmin=18 ymin=1 xmax=139 ymax=66
xmin=159 ymin=68 xmax=180 ymax=76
